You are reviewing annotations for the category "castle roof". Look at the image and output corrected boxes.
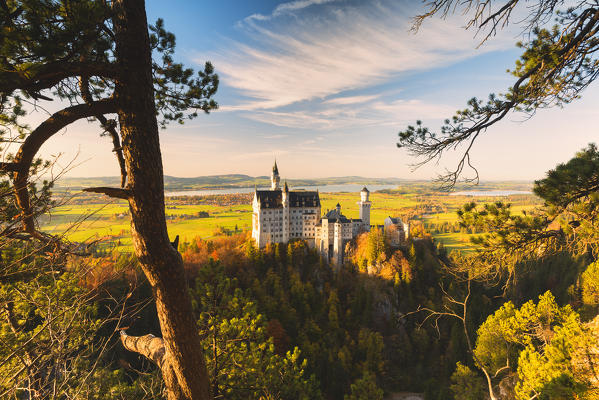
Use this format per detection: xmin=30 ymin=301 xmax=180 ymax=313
xmin=255 ymin=189 xmax=320 ymax=208
xmin=386 ymin=216 xmax=403 ymax=224
xmin=323 ymin=208 xmax=351 ymax=223
xmin=272 ymin=160 xmax=279 ymax=174
xmin=361 ymin=186 xmax=369 ymax=193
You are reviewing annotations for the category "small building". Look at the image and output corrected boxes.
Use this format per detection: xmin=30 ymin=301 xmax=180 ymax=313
xmin=384 ymin=216 xmax=409 ymax=246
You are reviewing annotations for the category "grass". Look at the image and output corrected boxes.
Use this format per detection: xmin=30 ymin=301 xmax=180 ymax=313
xmin=40 ymin=191 xmax=542 ymax=253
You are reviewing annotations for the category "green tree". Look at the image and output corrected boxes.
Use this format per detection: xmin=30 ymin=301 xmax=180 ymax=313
xmin=450 ymin=362 xmax=487 ymax=400
xmin=472 ymin=291 xmax=598 ymax=399
xmin=366 ymin=228 xmax=388 ymax=266
xmin=456 ymin=144 xmax=599 ymax=283
xmin=582 ymin=261 xmax=599 ymax=306
xmin=0 ymin=1 xmax=218 ymax=399
xmin=398 ymin=1 xmax=599 ymax=187
xmin=0 ymin=234 xmax=163 ymax=399
xmin=344 ymin=372 xmax=383 ymax=400
xmin=192 ymin=261 xmax=320 ymax=400
xmin=0 ymin=250 xmax=100 ymax=398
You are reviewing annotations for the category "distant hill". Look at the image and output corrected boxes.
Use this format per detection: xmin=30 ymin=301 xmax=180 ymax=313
xmin=54 ymin=175 xmax=407 ymax=192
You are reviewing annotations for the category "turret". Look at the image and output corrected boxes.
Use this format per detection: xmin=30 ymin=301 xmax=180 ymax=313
xmin=336 ymin=202 xmax=341 ymax=214
xmin=271 ymin=160 xmax=280 ymax=190
xmin=360 ymin=186 xmax=369 ymax=202
xmin=282 ymin=180 xmax=289 ymax=242
xmin=283 ymin=181 xmax=289 ymax=203
xmin=357 ymin=187 xmax=371 ymax=231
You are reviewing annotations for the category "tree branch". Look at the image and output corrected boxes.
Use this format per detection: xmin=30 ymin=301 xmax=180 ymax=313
xmin=1 ymin=61 xmax=119 ymax=98
xmin=82 ymin=186 xmax=131 ymax=199
xmin=11 ymin=98 xmax=117 ymax=236
xmin=120 ymin=330 xmax=166 ymax=369
xmin=400 ymin=6 xmax=599 ymax=187
xmin=80 ymin=76 xmax=127 ymax=187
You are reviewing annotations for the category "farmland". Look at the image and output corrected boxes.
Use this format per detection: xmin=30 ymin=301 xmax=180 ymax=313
xmin=41 ymin=183 xmax=542 ymax=253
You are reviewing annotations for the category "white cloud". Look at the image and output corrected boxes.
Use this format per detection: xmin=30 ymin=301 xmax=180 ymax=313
xmin=323 ymin=94 xmax=380 ymax=105
xmin=239 ymin=98 xmax=455 ymax=131
xmin=205 ymin=1 xmax=513 ymax=113
xmin=243 ymin=0 xmax=342 ymax=23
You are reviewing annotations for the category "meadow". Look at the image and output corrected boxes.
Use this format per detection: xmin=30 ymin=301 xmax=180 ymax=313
xmin=41 ymin=187 xmax=542 ymax=253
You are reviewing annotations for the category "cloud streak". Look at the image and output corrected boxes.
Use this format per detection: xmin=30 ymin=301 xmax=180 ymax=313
xmin=206 ymin=1 xmax=512 ymax=113
xmin=244 ymin=0 xmax=341 ymax=23
xmin=241 ymin=99 xmax=455 ymax=131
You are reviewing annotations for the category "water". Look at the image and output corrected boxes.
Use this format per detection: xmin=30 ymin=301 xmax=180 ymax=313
xmin=166 ymin=184 xmax=398 ymax=197
xmin=450 ymin=190 xmax=532 ymax=197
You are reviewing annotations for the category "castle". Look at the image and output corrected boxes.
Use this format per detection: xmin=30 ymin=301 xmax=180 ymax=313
xmin=252 ymin=162 xmax=408 ymax=264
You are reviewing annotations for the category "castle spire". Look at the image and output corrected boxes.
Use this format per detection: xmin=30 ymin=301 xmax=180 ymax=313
xmin=271 ymin=159 xmax=280 ymax=190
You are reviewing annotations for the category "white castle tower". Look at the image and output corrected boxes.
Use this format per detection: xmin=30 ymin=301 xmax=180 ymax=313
xmin=357 ymin=186 xmax=371 ymax=231
xmin=252 ymin=162 xmax=320 ymax=248
xmin=282 ymin=181 xmax=290 ymax=243
xmin=271 ymin=160 xmax=280 ymax=190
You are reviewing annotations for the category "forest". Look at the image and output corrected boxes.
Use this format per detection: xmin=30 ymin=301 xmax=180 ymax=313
xmin=2 ymin=0 xmax=599 ymax=399
xmin=3 ymin=146 xmax=599 ymax=399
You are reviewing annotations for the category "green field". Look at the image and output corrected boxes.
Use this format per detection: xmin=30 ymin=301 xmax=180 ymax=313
xmin=42 ymin=201 xmax=253 ymax=250
xmin=41 ymin=189 xmax=542 ymax=253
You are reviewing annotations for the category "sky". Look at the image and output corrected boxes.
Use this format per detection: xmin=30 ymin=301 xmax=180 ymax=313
xmin=34 ymin=0 xmax=599 ymax=181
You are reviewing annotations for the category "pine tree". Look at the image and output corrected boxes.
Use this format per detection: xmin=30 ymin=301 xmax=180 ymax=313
xmin=398 ymin=1 xmax=599 ymax=187
xmin=0 ymin=1 xmax=218 ymax=398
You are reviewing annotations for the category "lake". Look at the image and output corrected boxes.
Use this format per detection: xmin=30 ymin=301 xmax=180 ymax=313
xmin=450 ymin=190 xmax=532 ymax=197
xmin=166 ymin=184 xmax=398 ymax=197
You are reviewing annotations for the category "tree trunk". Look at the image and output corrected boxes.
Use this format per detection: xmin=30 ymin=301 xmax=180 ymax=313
xmin=112 ymin=1 xmax=212 ymax=399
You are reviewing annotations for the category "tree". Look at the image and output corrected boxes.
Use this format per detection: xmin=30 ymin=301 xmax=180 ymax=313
xmin=582 ymin=261 xmax=599 ymax=306
xmin=0 ymin=1 xmax=218 ymax=399
xmin=344 ymin=372 xmax=383 ymax=400
xmin=450 ymin=362 xmax=487 ymax=400
xmin=472 ymin=291 xmax=599 ymax=399
xmin=397 ymin=1 xmax=599 ymax=187
xmin=192 ymin=261 xmax=321 ymax=399
xmin=456 ymin=144 xmax=599 ymax=284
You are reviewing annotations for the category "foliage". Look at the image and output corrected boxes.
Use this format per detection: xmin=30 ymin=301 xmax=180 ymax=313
xmin=398 ymin=0 xmax=599 ymax=186
xmin=349 ymin=229 xmax=391 ymax=271
xmin=1 ymin=2 xmax=221 ymax=396
xmin=178 ymin=234 xmax=468 ymax=398
xmin=0 ymin=0 xmax=218 ymax=131
xmin=581 ymin=260 xmax=599 ymax=306
xmin=449 ymin=362 xmax=487 ymax=400
xmin=191 ymin=260 xmax=320 ymax=399
xmin=534 ymin=143 xmax=599 ymax=256
xmin=456 ymin=144 xmax=599 ymax=283
xmin=0 ymin=238 xmax=163 ymax=399
xmin=344 ymin=372 xmax=384 ymax=400
xmin=472 ymin=291 xmax=599 ymax=399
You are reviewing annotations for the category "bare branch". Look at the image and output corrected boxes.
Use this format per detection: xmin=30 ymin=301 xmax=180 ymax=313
xmin=11 ymin=98 xmax=117 ymax=236
xmin=79 ymin=76 xmax=127 ymax=187
xmin=82 ymin=186 xmax=131 ymax=199
xmin=401 ymin=3 xmax=599 ymax=187
xmin=120 ymin=330 xmax=166 ymax=369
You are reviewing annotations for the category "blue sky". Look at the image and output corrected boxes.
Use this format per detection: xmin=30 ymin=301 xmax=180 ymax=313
xmin=37 ymin=0 xmax=599 ymax=181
